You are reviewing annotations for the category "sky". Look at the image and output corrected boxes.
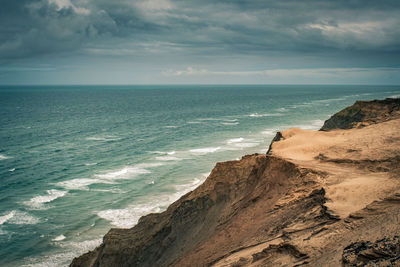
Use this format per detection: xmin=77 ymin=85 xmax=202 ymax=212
xmin=1 ymin=0 xmax=400 ymax=85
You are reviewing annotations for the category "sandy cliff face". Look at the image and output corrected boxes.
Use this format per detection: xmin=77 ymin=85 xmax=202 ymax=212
xmin=71 ymin=98 xmax=400 ymax=267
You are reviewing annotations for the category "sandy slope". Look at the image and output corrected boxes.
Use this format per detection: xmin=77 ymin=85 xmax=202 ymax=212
xmin=271 ymin=119 xmax=400 ymax=218
xmin=71 ymin=99 xmax=400 ymax=267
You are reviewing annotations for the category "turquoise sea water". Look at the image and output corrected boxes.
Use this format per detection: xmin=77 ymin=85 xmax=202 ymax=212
xmin=0 ymin=85 xmax=399 ymax=266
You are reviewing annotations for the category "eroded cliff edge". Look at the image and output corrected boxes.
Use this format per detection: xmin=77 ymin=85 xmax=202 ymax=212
xmin=71 ymin=98 xmax=400 ymax=267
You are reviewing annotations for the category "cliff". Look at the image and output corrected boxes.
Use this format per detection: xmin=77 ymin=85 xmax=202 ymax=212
xmin=320 ymin=98 xmax=400 ymax=131
xmin=71 ymin=98 xmax=400 ymax=267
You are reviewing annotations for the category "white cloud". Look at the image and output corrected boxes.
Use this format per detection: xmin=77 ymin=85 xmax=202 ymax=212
xmin=48 ymin=0 xmax=90 ymax=15
xmin=306 ymin=20 xmax=398 ymax=48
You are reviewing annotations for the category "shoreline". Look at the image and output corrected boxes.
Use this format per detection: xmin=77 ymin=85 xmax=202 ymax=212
xmin=71 ymin=98 xmax=400 ymax=266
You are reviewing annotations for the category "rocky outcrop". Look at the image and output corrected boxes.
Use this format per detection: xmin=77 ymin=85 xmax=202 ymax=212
xmin=71 ymin=99 xmax=400 ymax=267
xmin=342 ymin=236 xmax=400 ymax=266
xmin=320 ymin=98 xmax=400 ymax=131
xmin=266 ymin=131 xmax=283 ymax=154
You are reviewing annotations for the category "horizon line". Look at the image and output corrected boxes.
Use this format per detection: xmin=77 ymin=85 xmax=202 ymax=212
xmin=1 ymin=83 xmax=400 ymax=87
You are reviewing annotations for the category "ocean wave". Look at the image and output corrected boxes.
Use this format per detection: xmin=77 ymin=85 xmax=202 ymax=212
xmin=23 ymin=238 xmax=102 ymax=267
xmin=98 ymin=174 xmax=208 ymax=229
xmin=390 ymin=94 xmax=400 ymax=98
xmin=189 ymin=146 xmax=221 ymax=154
xmin=57 ymin=178 xmax=106 ymax=190
xmin=91 ymin=188 xmax=126 ymax=194
xmin=98 ymin=204 xmax=162 ymax=228
xmin=288 ymin=104 xmax=310 ymax=109
xmin=59 ymin=163 xmax=160 ymax=190
xmin=85 ymin=135 xmax=120 ymax=142
xmin=9 ymin=168 xmax=16 ymax=172
xmin=59 ymin=238 xmax=103 ymax=251
xmin=0 ymin=154 xmax=10 ymax=160
xmin=95 ymin=166 xmax=150 ymax=180
xmin=84 ymin=162 xmax=97 ymax=166
xmin=0 ymin=210 xmax=16 ymax=225
xmin=174 ymin=178 xmax=203 ymax=194
xmin=24 ymin=189 xmax=67 ymax=209
xmin=52 ymin=235 xmax=66 ymax=241
xmin=226 ymin=137 xmax=244 ymax=144
xmin=155 ymin=156 xmax=181 ymax=161
xmin=249 ymin=113 xmax=282 ymax=118
xmin=164 ymin=125 xmax=178 ymax=128
xmin=135 ymin=162 xmax=165 ymax=168
xmin=221 ymin=122 xmax=239 ymax=125
xmin=1 ymin=210 xmax=39 ymax=225
xmin=233 ymin=142 xmax=260 ymax=148
xmin=261 ymin=129 xmax=279 ymax=135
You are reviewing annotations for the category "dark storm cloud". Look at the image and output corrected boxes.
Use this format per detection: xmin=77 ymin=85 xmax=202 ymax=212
xmin=1 ymin=0 xmax=400 ymax=60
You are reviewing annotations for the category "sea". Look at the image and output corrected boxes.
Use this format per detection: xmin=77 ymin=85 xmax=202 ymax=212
xmin=0 ymin=85 xmax=399 ymax=266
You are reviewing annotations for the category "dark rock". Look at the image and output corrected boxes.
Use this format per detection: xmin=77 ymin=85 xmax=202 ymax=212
xmin=320 ymin=98 xmax=400 ymax=131
xmin=342 ymin=236 xmax=400 ymax=266
xmin=267 ymin=131 xmax=283 ymax=154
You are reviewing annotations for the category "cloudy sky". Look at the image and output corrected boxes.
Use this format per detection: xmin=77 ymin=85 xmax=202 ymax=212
xmin=1 ymin=0 xmax=400 ymax=85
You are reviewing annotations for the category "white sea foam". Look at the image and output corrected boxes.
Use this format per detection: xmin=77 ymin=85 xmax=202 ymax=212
xmin=59 ymin=163 xmax=158 ymax=190
xmin=0 ymin=154 xmax=10 ymax=160
xmin=91 ymin=188 xmax=125 ymax=194
xmin=9 ymin=168 xmax=15 ymax=172
xmin=221 ymin=122 xmax=239 ymax=125
xmin=155 ymin=156 xmax=181 ymax=161
xmin=190 ymin=146 xmax=221 ymax=154
xmin=84 ymin=162 xmax=97 ymax=166
xmin=0 ymin=210 xmax=16 ymax=225
xmin=23 ymin=238 xmax=103 ymax=267
xmin=98 ymin=204 xmax=162 ymax=228
xmin=57 ymin=178 xmax=106 ymax=190
xmin=95 ymin=166 xmax=150 ymax=180
xmin=390 ymin=94 xmax=400 ymax=98
xmin=261 ymin=129 xmax=279 ymax=135
xmin=249 ymin=113 xmax=282 ymax=118
xmin=233 ymin=142 xmax=259 ymax=148
xmin=164 ymin=125 xmax=178 ymax=128
xmin=174 ymin=178 xmax=203 ymax=193
xmin=60 ymin=238 xmax=103 ymax=251
xmin=25 ymin=189 xmax=67 ymax=209
xmin=98 ymin=173 xmax=209 ymax=229
xmin=52 ymin=235 xmax=66 ymax=241
xmin=85 ymin=136 xmax=120 ymax=141
xmin=227 ymin=137 xmax=244 ymax=144
xmin=2 ymin=210 xmax=40 ymax=225
xmin=202 ymin=172 xmax=211 ymax=178
xmin=277 ymin=107 xmax=287 ymax=112
xmin=135 ymin=162 xmax=165 ymax=168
